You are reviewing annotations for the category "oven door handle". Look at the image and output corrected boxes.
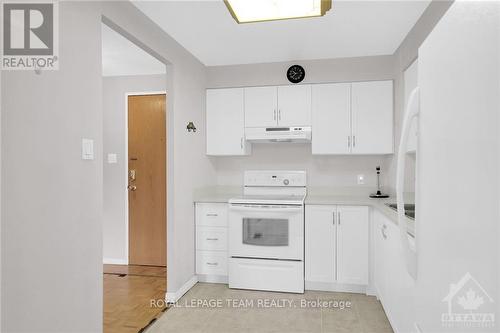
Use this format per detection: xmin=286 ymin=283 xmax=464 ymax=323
xmin=229 ymin=205 xmax=302 ymax=213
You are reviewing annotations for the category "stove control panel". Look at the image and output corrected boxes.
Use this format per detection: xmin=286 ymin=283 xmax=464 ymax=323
xmin=244 ymin=171 xmax=306 ymax=187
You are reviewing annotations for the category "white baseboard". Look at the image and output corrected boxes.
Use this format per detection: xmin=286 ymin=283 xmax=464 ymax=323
xmin=305 ymin=281 xmax=367 ymax=294
xmin=165 ymin=276 xmax=198 ymax=303
xmin=103 ymin=258 xmax=128 ymax=265
xmin=197 ymin=274 xmax=228 ymax=284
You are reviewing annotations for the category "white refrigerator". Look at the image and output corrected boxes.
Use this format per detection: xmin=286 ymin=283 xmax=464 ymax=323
xmin=397 ymin=1 xmax=499 ymax=332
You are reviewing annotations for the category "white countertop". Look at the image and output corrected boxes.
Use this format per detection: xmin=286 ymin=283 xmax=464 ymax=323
xmin=193 ymin=186 xmax=415 ymax=237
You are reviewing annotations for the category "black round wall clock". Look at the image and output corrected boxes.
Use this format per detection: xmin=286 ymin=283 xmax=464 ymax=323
xmin=287 ymin=65 xmax=305 ymax=84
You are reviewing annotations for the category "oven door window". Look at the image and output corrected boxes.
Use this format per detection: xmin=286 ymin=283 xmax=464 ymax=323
xmin=242 ymin=218 xmax=289 ymax=246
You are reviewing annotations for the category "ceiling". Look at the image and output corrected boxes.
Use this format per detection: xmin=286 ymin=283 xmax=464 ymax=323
xmin=101 ymin=23 xmax=166 ymax=76
xmin=133 ymin=0 xmax=430 ymax=66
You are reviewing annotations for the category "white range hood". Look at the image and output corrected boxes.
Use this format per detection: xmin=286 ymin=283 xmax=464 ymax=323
xmin=245 ymin=126 xmax=311 ymax=143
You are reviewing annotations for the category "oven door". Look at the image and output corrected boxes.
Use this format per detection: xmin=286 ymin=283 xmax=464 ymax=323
xmin=228 ymin=203 xmax=304 ymax=260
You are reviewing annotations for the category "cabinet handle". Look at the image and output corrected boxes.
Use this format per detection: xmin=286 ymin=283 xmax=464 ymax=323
xmin=206 ymin=262 xmax=218 ymax=266
xmin=278 ymin=109 xmax=282 ymax=121
xmin=338 ymin=212 xmax=341 ymax=225
xmin=348 ymin=136 xmax=351 ymax=148
xmin=332 ymin=212 xmax=335 ymax=225
xmin=240 ymin=137 xmax=243 ymax=149
xmin=206 ymin=213 xmax=218 ymax=217
xmin=273 ymin=109 xmax=276 ymax=120
xmin=206 ymin=238 xmax=219 ymax=241
xmin=353 ymin=135 xmax=356 ymax=148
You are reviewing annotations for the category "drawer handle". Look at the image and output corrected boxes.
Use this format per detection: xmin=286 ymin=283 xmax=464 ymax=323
xmin=206 ymin=262 xmax=218 ymax=266
xmin=206 ymin=238 xmax=219 ymax=241
xmin=206 ymin=213 xmax=218 ymax=217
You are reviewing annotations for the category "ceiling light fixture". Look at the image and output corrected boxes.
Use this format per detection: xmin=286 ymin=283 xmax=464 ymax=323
xmin=224 ymin=0 xmax=332 ymax=24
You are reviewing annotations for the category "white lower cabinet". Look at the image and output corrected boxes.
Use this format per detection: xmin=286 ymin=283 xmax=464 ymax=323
xmin=195 ymin=203 xmax=228 ymax=283
xmin=373 ymin=210 xmax=415 ymax=333
xmin=305 ymin=205 xmax=368 ymax=292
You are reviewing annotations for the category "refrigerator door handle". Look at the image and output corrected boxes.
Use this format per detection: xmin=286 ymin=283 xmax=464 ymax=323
xmin=396 ymin=86 xmax=420 ymax=280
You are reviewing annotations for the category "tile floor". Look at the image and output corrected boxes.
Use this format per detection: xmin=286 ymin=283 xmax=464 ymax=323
xmin=146 ymin=283 xmax=393 ymax=333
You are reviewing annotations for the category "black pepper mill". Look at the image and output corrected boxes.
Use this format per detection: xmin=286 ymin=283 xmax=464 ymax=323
xmin=369 ymin=166 xmax=389 ymax=198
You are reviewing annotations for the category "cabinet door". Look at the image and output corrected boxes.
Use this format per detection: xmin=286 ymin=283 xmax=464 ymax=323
xmin=351 ymin=81 xmax=393 ymax=154
xmin=374 ymin=211 xmax=388 ymax=300
xmin=305 ymin=205 xmax=336 ymax=283
xmin=311 ymin=83 xmax=351 ymax=154
xmin=206 ymin=88 xmax=250 ymax=156
xmin=277 ymin=85 xmax=312 ymax=127
xmin=244 ymin=86 xmax=277 ymax=127
xmin=336 ymin=206 xmax=369 ymax=285
xmin=383 ymin=219 xmax=416 ymax=333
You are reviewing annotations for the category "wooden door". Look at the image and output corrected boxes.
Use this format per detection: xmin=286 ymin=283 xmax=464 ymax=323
xmin=128 ymin=94 xmax=166 ymax=266
xmin=277 ymin=85 xmax=311 ymax=127
xmin=206 ymin=88 xmax=250 ymax=156
xmin=305 ymin=205 xmax=336 ymax=283
xmin=244 ymin=86 xmax=277 ymax=127
xmin=311 ymin=83 xmax=351 ymax=154
xmin=336 ymin=206 xmax=368 ymax=285
xmin=351 ymin=80 xmax=393 ymax=154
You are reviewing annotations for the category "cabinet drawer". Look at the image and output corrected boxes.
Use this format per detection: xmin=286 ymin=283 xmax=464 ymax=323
xmin=196 ymin=251 xmax=228 ymax=276
xmin=196 ymin=203 xmax=228 ymax=227
xmin=196 ymin=227 xmax=227 ymax=251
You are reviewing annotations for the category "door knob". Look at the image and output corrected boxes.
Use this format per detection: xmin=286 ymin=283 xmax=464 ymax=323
xmin=128 ymin=185 xmax=137 ymax=191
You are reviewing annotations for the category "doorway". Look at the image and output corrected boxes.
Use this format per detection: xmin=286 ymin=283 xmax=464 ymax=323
xmin=127 ymin=93 xmax=167 ymax=266
xmin=101 ymin=21 xmax=168 ymax=333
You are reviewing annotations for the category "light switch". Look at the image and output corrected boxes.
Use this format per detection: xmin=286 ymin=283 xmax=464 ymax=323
xmin=82 ymin=138 xmax=94 ymax=160
xmin=107 ymin=153 xmax=117 ymax=164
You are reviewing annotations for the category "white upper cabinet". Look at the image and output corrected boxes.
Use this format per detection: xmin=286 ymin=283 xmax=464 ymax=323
xmin=351 ymin=80 xmax=394 ymax=154
xmin=336 ymin=206 xmax=369 ymax=285
xmin=312 ymin=83 xmax=351 ymax=154
xmin=244 ymin=85 xmax=311 ymax=128
xmin=206 ymin=88 xmax=251 ymax=156
xmin=244 ymin=86 xmax=277 ymax=128
xmin=277 ymin=85 xmax=311 ymax=127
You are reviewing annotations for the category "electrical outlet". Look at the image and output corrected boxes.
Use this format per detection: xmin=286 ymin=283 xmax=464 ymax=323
xmin=357 ymin=174 xmax=365 ymax=185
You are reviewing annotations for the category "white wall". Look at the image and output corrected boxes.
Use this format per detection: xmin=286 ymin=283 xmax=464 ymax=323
xmin=2 ymin=2 xmax=103 ymax=331
xmin=207 ymin=56 xmax=395 ymax=190
xmin=1 ymin=1 xmax=215 ymax=331
xmin=102 ymin=74 xmax=166 ymax=264
xmin=213 ymin=145 xmax=390 ymax=191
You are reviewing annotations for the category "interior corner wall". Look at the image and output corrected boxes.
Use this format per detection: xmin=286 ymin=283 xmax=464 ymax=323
xmin=2 ymin=1 xmax=214 ymax=331
xmin=387 ymin=0 xmax=454 ymax=192
xmin=206 ymin=56 xmax=397 ymax=190
xmin=102 ymin=74 xmax=166 ymax=264
xmin=100 ymin=1 xmax=216 ymax=299
xmin=1 ymin=2 xmax=103 ymax=332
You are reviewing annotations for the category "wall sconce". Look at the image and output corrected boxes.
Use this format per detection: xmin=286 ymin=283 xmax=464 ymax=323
xmin=186 ymin=122 xmax=197 ymax=132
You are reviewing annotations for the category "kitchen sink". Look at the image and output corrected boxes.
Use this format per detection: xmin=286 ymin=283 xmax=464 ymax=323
xmin=385 ymin=203 xmax=415 ymax=219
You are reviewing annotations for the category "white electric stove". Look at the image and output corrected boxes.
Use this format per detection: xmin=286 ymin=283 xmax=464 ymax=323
xmin=228 ymin=170 xmax=306 ymax=293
